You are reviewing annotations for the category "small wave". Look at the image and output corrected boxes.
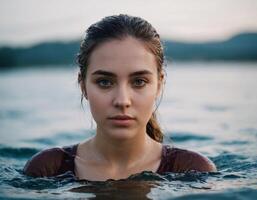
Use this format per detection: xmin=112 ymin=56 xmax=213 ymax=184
xmin=210 ymin=152 xmax=255 ymax=172
xmin=26 ymin=138 xmax=56 ymax=146
xmin=171 ymin=187 xmax=257 ymax=200
xmin=166 ymin=131 xmax=213 ymax=142
xmin=25 ymin=130 xmax=93 ymax=146
xmin=0 ymin=109 xmax=26 ymax=119
xmin=239 ymin=128 xmax=257 ymax=136
xmin=78 ymin=171 xmax=213 ymax=183
xmin=220 ymin=140 xmax=249 ymax=145
xmin=4 ymin=171 xmax=76 ymax=190
xmin=204 ymin=105 xmax=231 ymax=112
xmin=222 ymin=174 xmax=243 ymax=179
xmin=127 ymin=171 xmax=167 ymax=181
xmin=163 ymin=171 xmax=212 ymax=182
xmin=0 ymin=146 xmax=39 ymax=158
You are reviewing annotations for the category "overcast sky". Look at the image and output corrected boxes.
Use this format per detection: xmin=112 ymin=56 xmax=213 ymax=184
xmin=1 ymin=0 xmax=257 ymax=47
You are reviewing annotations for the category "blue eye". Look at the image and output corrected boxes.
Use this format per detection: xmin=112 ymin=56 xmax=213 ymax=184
xmin=96 ymin=79 xmax=113 ymax=88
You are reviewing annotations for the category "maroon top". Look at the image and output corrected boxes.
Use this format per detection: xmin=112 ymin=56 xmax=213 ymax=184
xmin=23 ymin=144 xmax=216 ymax=178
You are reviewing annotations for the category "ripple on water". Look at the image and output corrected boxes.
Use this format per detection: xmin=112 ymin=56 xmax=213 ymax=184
xmin=25 ymin=130 xmax=94 ymax=147
xmin=203 ymin=105 xmax=231 ymax=112
xmin=239 ymin=128 xmax=257 ymax=136
xmin=170 ymin=188 xmax=257 ymax=200
xmin=0 ymin=133 xmax=256 ymax=199
xmin=165 ymin=131 xmax=213 ymax=143
xmin=211 ymin=152 xmax=256 ymax=172
xmin=0 ymin=146 xmax=39 ymax=159
xmin=212 ymin=153 xmax=243 ymax=170
xmin=0 ymin=109 xmax=26 ymax=119
xmin=0 ymin=162 xmax=256 ymax=200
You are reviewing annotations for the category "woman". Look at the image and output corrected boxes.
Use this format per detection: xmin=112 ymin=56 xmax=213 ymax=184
xmin=23 ymin=14 xmax=216 ymax=181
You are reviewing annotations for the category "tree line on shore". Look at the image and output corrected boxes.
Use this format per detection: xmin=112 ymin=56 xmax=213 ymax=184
xmin=0 ymin=32 xmax=256 ymax=68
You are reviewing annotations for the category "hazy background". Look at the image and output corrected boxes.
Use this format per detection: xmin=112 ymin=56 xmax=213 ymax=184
xmin=1 ymin=0 xmax=257 ymax=46
xmin=1 ymin=0 xmax=257 ymax=67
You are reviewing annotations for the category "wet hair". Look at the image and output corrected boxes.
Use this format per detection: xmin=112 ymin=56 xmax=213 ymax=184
xmin=77 ymin=14 xmax=165 ymax=143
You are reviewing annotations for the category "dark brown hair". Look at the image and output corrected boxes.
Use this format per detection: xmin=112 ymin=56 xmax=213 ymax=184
xmin=77 ymin=14 xmax=165 ymax=142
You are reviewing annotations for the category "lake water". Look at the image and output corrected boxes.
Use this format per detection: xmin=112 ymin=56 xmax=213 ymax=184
xmin=0 ymin=62 xmax=257 ymax=199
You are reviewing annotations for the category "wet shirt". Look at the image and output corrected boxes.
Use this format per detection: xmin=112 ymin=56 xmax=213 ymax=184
xmin=23 ymin=144 xmax=216 ymax=178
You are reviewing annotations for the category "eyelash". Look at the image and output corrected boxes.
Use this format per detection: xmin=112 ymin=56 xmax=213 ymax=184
xmin=132 ymin=78 xmax=148 ymax=87
xmin=95 ymin=78 xmax=148 ymax=89
xmin=96 ymin=79 xmax=113 ymax=88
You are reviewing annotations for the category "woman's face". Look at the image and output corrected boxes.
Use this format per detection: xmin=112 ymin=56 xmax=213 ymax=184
xmin=83 ymin=36 xmax=161 ymax=140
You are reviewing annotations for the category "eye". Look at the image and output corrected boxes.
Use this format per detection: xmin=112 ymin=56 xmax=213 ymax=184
xmin=96 ymin=79 xmax=113 ymax=88
xmin=132 ymin=78 xmax=147 ymax=88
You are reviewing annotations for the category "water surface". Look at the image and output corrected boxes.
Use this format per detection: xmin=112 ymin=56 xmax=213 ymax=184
xmin=0 ymin=62 xmax=257 ymax=199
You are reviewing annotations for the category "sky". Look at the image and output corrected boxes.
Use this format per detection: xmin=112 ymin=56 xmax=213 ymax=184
xmin=0 ymin=0 xmax=257 ymax=47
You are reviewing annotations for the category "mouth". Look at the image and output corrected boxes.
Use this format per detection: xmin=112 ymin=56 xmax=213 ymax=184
xmin=108 ymin=115 xmax=135 ymax=120
xmin=108 ymin=115 xmax=135 ymax=127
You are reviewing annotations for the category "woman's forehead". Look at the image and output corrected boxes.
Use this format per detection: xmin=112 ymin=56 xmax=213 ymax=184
xmin=87 ymin=37 xmax=158 ymax=75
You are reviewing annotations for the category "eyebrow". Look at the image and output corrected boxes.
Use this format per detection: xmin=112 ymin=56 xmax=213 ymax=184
xmin=91 ymin=69 xmax=153 ymax=77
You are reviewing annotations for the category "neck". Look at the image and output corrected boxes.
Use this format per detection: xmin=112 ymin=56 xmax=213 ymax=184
xmin=91 ymin=127 xmax=153 ymax=167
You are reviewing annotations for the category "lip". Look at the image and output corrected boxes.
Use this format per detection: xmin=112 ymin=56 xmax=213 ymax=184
xmin=108 ymin=115 xmax=135 ymax=126
xmin=108 ymin=115 xmax=135 ymax=120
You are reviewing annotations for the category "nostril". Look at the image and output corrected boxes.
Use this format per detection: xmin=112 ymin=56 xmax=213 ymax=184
xmin=113 ymin=96 xmax=131 ymax=108
xmin=113 ymin=100 xmax=131 ymax=108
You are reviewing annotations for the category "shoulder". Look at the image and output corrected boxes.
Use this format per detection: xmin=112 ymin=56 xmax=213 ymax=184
xmin=163 ymin=146 xmax=217 ymax=173
xmin=23 ymin=146 xmax=74 ymax=177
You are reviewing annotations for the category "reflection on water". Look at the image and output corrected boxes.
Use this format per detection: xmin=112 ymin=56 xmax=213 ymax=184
xmin=0 ymin=62 xmax=257 ymax=199
xmin=71 ymin=180 xmax=155 ymax=200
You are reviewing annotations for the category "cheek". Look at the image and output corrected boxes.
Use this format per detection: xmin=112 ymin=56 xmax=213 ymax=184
xmin=137 ymin=82 xmax=158 ymax=103
xmin=133 ymin=88 xmax=157 ymax=119
xmin=136 ymin=91 xmax=155 ymax=106
xmin=86 ymin=87 xmax=110 ymax=120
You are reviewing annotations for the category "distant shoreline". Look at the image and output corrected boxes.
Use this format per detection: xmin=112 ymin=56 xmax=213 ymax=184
xmin=1 ymin=32 xmax=257 ymax=68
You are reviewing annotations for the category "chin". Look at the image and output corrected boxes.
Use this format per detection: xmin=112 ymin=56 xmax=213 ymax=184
xmin=106 ymin=127 xmax=138 ymax=141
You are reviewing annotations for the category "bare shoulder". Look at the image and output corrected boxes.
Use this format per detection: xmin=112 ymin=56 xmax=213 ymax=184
xmin=172 ymin=148 xmax=217 ymax=172
xmin=23 ymin=147 xmax=65 ymax=177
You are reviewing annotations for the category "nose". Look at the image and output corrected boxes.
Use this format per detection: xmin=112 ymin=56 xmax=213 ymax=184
xmin=113 ymin=84 xmax=131 ymax=109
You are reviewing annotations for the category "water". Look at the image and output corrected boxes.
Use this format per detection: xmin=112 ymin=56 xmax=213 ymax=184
xmin=0 ymin=62 xmax=257 ymax=199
